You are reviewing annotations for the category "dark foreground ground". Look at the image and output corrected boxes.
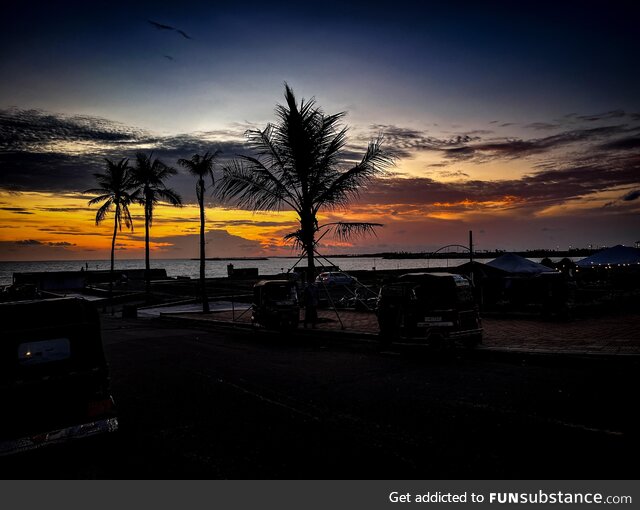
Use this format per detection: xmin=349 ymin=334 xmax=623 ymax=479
xmin=1 ymin=315 xmax=638 ymax=479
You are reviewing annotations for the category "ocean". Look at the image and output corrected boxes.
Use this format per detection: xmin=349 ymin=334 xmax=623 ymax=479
xmin=0 ymin=256 xmax=507 ymax=287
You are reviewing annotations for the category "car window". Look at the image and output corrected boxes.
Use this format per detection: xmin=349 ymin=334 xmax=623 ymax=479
xmin=18 ymin=338 xmax=71 ymax=366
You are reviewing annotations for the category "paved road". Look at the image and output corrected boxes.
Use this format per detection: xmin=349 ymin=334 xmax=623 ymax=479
xmin=2 ymin=316 xmax=638 ymax=479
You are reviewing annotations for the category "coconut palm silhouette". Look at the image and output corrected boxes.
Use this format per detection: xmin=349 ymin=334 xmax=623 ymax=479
xmin=131 ymin=152 xmax=182 ymax=294
xmin=217 ymin=83 xmax=394 ymax=282
xmin=178 ymin=151 xmax=221 ymax=312
xmin=85 ymin=158 xmax=138 ymax=301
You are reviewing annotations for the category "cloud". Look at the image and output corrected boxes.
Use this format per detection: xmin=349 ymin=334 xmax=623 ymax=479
xmin=3 ymin=107 xmax=639 ymax=223
xmin=0 ymin=108 xmax=146 ymax=150
xmin=15 ymin=239 xmax=42 ymax=245
xmin=358 ymin=148 xmax=640 ymax=213
xmin=439 ymin=170 xmax=470 ymax=178
xmin=575 ymin=110 xmax=626 ymax=122
xmin=599 ymin=136 xmax=640 ymax=151
xmin=366 ymin=124 xmax=481 ymax=158
xmin=367 ymin=112 xmax=640 ymax=166
xmin=156 ymin=229 xmax=267 ymax=257
xmin=523 ymin=122 xmax=560 ymax=131
xmin=47 ymin=241 xmax=75 ymax=247
xmin=36 ymin=206 xmax=93 ymax=212
xmin=442 ymin=125 xmax=637 ymax=162
xmin=0 ymin=108 xmax=247 ymax=200
xmin=622 ymin=190 xmax=640 ymax=201
xmin=0 ymin=206 xmax=34 ymax=214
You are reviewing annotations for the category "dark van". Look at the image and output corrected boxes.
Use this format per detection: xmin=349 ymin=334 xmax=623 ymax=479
xmin=377 ymin=272 xmax=482 ymax=347
xmin=0 ymin=298 xmax=118 ymax=456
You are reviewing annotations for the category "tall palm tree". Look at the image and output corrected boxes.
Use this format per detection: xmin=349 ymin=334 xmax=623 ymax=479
xmin=217 ymin=84 xmax=394 ymax=282
xmin=177 ymin=151 xmax=221 ymax=313
xmin=85 ymin=158 xmax=138 ymax=299
xmin=131 ymin=152 xmax=183 ymax=294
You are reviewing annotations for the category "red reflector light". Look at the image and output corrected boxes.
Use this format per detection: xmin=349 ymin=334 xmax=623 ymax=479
xmin=87 ymin=397 xmax=115 ymax=418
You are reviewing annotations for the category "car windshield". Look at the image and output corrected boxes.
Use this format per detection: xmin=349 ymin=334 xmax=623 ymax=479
xmin=407 ymin=277 xmax=475 ymax=309
xmin=265 ymin=284 xmax=296 ymax=301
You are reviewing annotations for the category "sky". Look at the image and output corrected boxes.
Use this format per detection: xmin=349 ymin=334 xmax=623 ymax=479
xmin=1 ymin=0 xmax=639 ymax=260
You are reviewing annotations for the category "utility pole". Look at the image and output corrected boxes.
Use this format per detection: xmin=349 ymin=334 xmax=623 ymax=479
xmin=469 ymin=230 xmax=474 ymax=285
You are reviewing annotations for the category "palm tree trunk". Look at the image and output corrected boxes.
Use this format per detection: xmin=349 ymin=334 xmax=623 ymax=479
xmin=306 ymin=241 xmax=315 ymax=284
xmin=144 ymin=200 xmax=151 ymax=295
xmin=199 ymin=180 xmax=209 ymax=313
xmin=302 ymin=214 xmax=316 ymax=283
xmin=110 ymin=210 xmax=118 ymax=314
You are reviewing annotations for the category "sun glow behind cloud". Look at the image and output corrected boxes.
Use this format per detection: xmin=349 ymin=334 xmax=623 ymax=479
xmin=0 ymin=191 xmax=301 ymax=260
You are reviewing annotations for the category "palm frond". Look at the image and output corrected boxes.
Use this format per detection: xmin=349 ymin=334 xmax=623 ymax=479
xmin=156 ymin=187 xmax=182 ymax=207
xmin=314 ymin=136 xmax=394 ymax=211
xmin=217 ymin=159 xmax=298 ymax=212
xmin=318 ymin=222 xmax=383 ymax=242
xmin=95 ymin=199 xmax=113 ymax=225
xmin=283 ymin=229 xmax=305 ymax=251
xmin=87 ymin=194 xmax=113 ymax=206
xmin=178 ymin=150 xmax=220 ymax=186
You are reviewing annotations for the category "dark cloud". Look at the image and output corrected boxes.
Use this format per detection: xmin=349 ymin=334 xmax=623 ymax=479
xmin=36 ymin=206 xmax=93 ymax=212
xmin=439 ymin=170 xmax=470 ymax=178
xmin=3 ymin=108 xmax=640 ymax=216
xmin=575 ymin=110 xmax=626 ymax=122
xmin=359 ymin=149 xmax=640 ymax=211
xmin=156 ymin=229 xmax=266 ymax=257
xmin=0 ymin=207 xmax=33 ymax=214
xmin=524 ymin=122 xmax=561 ymax=131
xmin=0 ymin=108 xmax=247 ymax=200
xmin=622 ymin=190 xmax=640 ymax=202
xmin=16 ymin=239 xmax=42 ymax=245
xmin=207 ymin=219 xmax=296 ymax=228
xmin=443 ymin=125 xmax=637 ymax=162
xmin=0 ymin=108 xmax=146 ymax=151
xmin=47 ymin=241 xmax=75 ymax=247
xmin=366 ymin=118 xmax=640 ymax=166
xmin=599 ymin=136 xmax=640 ymax=151
xmin=367 ymin=124 xmax=481 ymax=158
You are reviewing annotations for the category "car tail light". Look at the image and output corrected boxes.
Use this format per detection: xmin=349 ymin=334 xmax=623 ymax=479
xmin=87 ymin=397 xmax=115 ymax=419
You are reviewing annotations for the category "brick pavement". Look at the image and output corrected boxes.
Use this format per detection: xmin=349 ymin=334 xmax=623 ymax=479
xmin=168 ymin=308 xmax=640 ymax=355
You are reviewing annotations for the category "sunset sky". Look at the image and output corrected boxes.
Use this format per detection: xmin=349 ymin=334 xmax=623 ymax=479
xmin=1 ymin=1 xmax=639 ymax=261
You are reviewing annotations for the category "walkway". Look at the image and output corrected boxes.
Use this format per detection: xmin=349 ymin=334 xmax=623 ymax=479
xmin=163 ymin=307 xmax=640 ymax=356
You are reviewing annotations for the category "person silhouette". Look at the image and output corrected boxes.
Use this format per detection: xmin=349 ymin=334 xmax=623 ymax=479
xmin=303 ymin=282 xmax=319 ymax=328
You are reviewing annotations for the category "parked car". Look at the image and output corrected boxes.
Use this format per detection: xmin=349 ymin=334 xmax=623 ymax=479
xmin=0 ymin=298 xmax=118 ymax=456
xmin=315 ymin=271 xmax=355 ymax=286
xmin=377 ymin=272 xmax=482 ymax=347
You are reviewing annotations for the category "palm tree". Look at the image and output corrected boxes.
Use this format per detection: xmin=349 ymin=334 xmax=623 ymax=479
xmin=131 ymin=152 xmax=183 ymax=294
xmin=216 ymin=84 xmax=394 ymax=282
xmin=177 ymin=151 xmax=221 ymax=313
xmin=85 ymin=158 xmax=138 ymax=299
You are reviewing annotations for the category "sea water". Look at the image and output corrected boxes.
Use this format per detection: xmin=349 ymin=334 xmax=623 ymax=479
xmin=0 ymin=257 xmax=504 ymax=287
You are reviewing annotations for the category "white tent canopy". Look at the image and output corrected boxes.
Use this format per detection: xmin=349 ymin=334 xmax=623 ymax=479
xmin=576 ymin=245 xmax=640 ymax=267
xmin=487 ymin=253 xmax=557 ymax=274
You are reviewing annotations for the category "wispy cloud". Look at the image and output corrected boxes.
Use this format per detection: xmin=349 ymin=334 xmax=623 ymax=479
xmin=0 ymin=206 xmax=34 ymax=214
xmin=0 ymin=108 xmax=248 ymax=199
xmin=360 ymin=149 xmax=640 ymax=214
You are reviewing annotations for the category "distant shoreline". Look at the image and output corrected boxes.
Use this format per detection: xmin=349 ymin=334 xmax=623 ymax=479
xmin=191 ymin=257 xmax=269 ymax=261
xmin=300 ymin=249 xmax=599 ymax=260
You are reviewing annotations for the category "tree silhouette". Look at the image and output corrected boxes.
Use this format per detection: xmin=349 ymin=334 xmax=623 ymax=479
xmin=131 ymin=152 xmax=182 ymax=294
xmin=178 ymin=151 xmax=221 ymax=313
xmin=217 ymin=84 xmax=394 ymax=282
xmin=85 ymin=158 xmax=138 ymax=300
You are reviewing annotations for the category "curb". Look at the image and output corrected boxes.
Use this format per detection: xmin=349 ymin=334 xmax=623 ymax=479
xmin=155 ymin=313 xmax=640 ymax=363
